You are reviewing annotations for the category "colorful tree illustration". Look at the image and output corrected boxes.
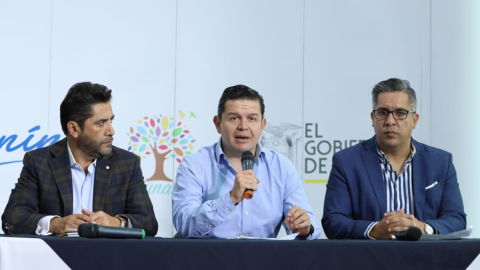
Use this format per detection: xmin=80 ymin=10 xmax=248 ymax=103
xmin=126 ymin=113 xmax=196 ymax=182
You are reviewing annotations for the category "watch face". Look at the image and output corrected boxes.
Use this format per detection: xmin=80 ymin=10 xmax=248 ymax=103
xmin=425 ymin=224 xmax=433 ymax=234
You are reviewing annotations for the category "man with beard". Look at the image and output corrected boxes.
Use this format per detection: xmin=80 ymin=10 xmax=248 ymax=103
xmin=2 ymin=82 xmax=158 ymax=236
xmin=322 ymin=78 xmax=466 ymax=239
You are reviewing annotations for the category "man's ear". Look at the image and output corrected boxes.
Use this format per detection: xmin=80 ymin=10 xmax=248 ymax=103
xmin=412 ymin=113 xmax=420 ymax=129
xmin=213 ymin=115 xmax=222 ymax=134
xmin=67 ymin=121 xmax=80 ymax=138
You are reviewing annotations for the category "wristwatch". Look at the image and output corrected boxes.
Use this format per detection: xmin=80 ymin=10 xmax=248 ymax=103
xmin=117 ymin=217 xmax=127 ymax=228
xmin=425 ymin=223 xmax=434 ymax=234
xmin=307 ymin=225 xmax=315 ymax=237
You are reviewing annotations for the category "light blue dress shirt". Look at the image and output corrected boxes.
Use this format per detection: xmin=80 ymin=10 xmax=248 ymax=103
xmin=67 ymin=143 xmax=95 ymax=214
xmin=35 ymin=143 xmax=96 ymax=235
xmin=172 ymin=138 xmax=321 ymax=240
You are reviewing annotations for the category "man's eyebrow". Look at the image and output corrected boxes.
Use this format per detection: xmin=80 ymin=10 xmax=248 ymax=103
xmin=95 ymin=115 xmax=114 ymax=123
xmin=375 ymin=107 xmax=409 ymax=111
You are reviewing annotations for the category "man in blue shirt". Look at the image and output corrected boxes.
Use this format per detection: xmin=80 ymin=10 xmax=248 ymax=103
xmin=173 ymin=85 xmax=320 ymax=239
xmin=322 ymin=78 xmax=466 ymax=239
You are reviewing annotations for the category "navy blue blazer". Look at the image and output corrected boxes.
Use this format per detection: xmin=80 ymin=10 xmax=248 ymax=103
xmin=322 ymin=136 xmax=466 ymax=239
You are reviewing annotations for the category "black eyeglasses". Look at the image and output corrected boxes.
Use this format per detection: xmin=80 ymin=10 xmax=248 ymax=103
xmin=373 ymin=109 xmax=416 ymax=120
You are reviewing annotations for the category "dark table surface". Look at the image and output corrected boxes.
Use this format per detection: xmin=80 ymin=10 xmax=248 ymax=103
xmin=2 ymin=235 xmax=479 ymax=270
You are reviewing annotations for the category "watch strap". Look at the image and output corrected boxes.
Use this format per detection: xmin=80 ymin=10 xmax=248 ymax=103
xmin=307 ymin=225 xmax=314 ymax=237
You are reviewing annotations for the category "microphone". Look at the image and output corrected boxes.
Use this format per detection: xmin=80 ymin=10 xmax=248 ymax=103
xmin=394 ymin=226 xmax=422 ymax=241
xmin=78 ymin=223 xmax=145 ymax=239
xmin=241 ymin=151 xmax=255 ymax=199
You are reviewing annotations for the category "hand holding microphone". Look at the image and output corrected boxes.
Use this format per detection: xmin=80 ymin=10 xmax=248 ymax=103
xmin=230 ymin=151 xmax=259 ymax=204
xmin=241 ymin=151 xmax=255 ymax=199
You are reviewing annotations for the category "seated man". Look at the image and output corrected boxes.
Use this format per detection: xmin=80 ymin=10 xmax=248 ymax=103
xmin=173 ymin=85 xmax=320 ymax=239
xmin=322 ymin=78 xmax=466 ymax=239
xmin=2 ymin=82 xmax=158 ymax=236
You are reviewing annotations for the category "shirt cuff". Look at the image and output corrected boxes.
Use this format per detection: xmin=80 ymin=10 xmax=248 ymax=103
xmin=36 ymin=215 xmax=60 ymax=235
xmin=215 ymin=192 xmax=237 ymax=221
xmin=365 ymin=221 xmax=378 ymax=239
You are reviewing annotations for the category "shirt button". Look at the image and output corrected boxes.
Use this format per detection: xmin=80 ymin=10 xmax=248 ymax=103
xmin=208 ymin=224 xmax=212 ymax=228
xmin=245 ymin=211 xmax=248 ymax=215
xmin=228 ymin=211 xmax=232 ymax=214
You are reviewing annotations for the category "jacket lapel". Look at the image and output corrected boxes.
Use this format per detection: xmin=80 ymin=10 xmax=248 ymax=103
xmin=361 ymin=137 xmax=388 ymax=215
xmin=412 ymin=139 xmax=427 ymax=220
xmin=49 ymin=138 xmax=73 ymax=216
xmin=93 ymin=154 xmax=113 ymax=211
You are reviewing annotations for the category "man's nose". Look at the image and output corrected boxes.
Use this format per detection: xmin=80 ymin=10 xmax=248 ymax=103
xmin=106 ymin=121 xmax=115 ymax=136
xmin=237 ymin=119 xmax=248 ymax=130
xmin=385 ymin=112 xmax=396 ymax=125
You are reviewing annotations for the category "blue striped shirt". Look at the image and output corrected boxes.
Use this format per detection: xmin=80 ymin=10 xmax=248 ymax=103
xmin=364 ymin=141 xmax=416 ymax=238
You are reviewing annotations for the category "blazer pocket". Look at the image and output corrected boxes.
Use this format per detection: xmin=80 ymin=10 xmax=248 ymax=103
xmin=425 ymin=181 xmax=438 ymax=190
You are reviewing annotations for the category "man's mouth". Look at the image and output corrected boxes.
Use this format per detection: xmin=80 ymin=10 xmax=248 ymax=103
xmin=235 ymin=135 xmax=250 ymax=142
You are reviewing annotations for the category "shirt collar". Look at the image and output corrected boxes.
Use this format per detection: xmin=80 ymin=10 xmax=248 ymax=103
xmin=375 ymin=139 xmax=416 ymax=168
xmin=67 ymin=141 xmax=97 ymax=168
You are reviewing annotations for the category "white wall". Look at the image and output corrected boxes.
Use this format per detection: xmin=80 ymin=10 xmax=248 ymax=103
xmin=0 ymin=0 xmax=476 ymax=238
xmin=431 ymin=0 xmax=480 ymax=237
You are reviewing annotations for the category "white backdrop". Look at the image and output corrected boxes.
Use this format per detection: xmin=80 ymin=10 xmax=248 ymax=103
xmin=0 ymin=0 xmax=477 ymax=238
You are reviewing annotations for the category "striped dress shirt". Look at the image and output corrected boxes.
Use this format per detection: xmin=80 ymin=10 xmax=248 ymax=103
xmin=364 ymin=141 xmax=416 ymax=238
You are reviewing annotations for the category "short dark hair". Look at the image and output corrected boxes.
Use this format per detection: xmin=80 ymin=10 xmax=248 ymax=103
xmin=217 ymin=85 xmax=265 ymax=119
xmin=60 ymin=82 xmax=112 ymax=135
xmin=371 ymin=78 xmax=417 ymax=111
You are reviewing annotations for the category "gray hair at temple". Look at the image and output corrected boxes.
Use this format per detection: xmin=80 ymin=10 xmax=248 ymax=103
xmin=371 ymin=78 xmax=417 ymax=111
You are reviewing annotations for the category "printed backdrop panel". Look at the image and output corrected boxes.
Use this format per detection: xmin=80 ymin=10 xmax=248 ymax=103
xmin=48 ymin=0 xmax=177 ymax=237
xmin=303 ymin=0 xmax=426 ymax=238
xmin=0 ymin=0 xmax=53 ymax=217
xmin=175 ymin=0 xmax=304 ymax=237
xmin=0 ymin=0 xmax=477 ymax=238
xmin=430 ymin=1 xmax=480 ymax=238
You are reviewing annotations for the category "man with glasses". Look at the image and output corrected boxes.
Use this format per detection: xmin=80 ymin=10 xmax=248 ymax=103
xmin=322 ymin=78 xmax=466 ymax=239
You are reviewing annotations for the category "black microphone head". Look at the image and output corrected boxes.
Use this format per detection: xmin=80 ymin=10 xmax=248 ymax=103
xmin=241 ymin=151 xmax=254 ymax=171
xmin=394 ymin=226 xmax=422 ymax=241
xmin=78 ymin=223 xmax=99 ymax=238
xmin=406 ymin=226 xmax=422 ymax=240
xmin=241 ymin=151 xmax=254 ymax=162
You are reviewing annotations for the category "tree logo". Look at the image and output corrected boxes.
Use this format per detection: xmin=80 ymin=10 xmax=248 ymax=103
xmin=126 ymin=111 xmax=196 ymax=182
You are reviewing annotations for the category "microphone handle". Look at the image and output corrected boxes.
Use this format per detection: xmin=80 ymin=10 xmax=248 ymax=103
xmin=243 ymin=189 xmax=253 ymax=199
xmin=98 ymin=226 xmax=145 ymax=239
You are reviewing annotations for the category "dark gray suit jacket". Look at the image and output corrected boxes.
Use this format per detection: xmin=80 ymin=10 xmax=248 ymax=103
xmin=2 ymin=138 xmax=158 ymax=236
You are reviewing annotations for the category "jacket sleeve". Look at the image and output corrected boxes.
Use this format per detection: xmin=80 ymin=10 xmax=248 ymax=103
xmin=121 ymin=156 xmax=158 ymax=236
xmin=424 ymin=153 xmax=466 ymax=234
xmin=2 ymin=152 xmax=49 ymax=234
xmin=322 ymin=153 xmax=375 ymax=239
